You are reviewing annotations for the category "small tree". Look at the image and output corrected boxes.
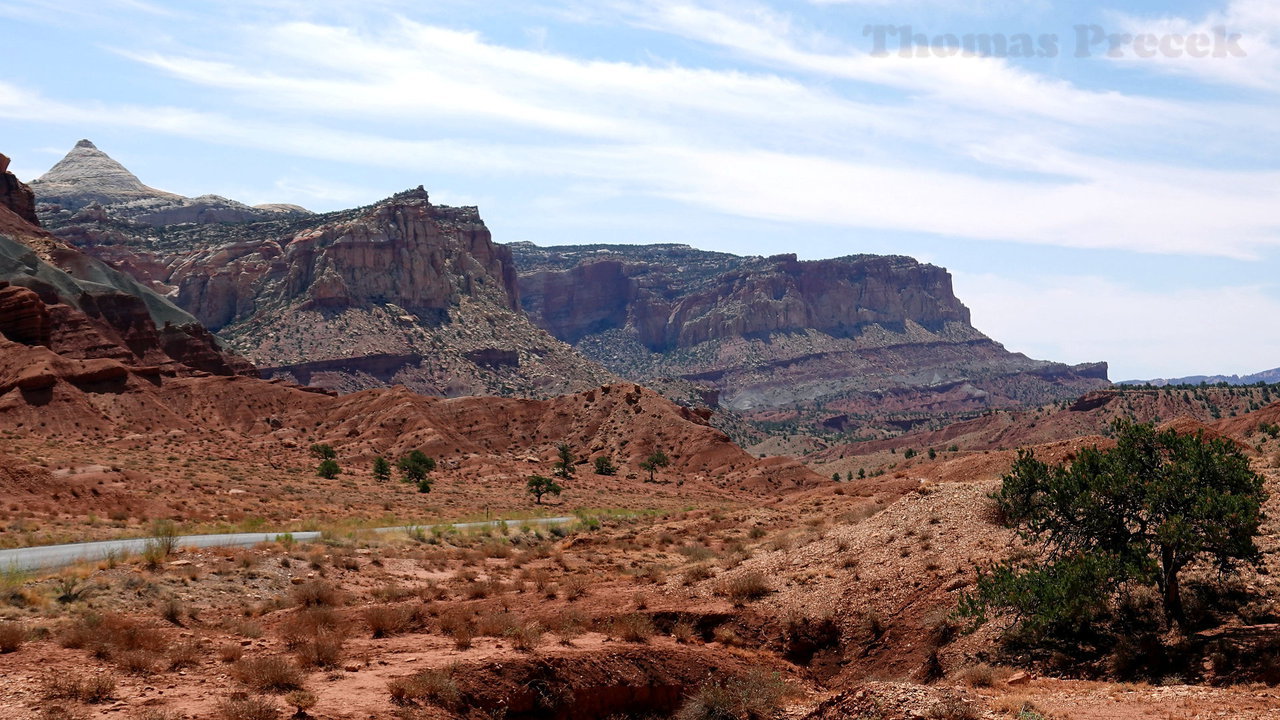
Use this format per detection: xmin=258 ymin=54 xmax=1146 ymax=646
xmin=639 ymin=450 xmax=670 ymax=483
xmin=310 ymin=443 xmax=336 ymax=460
xmin=398 ymin=451 xmax=436 ymax=484
xmin=927 ymin=448 xmax=937 ymax=460
xmin=317 ymin=458 xmax=341 ymax=479
xmin=553 ymin=443 xmax=576 ymax=480
xmin=372 ymin=456 xmax=392 ymax=483
xmin=831 ymin=472 xmax=840 ymax=482
xmin=857 ymin=468 xmax=866 ymax=480
xmin=962 ymin=420 xmax=1267 ymax=639
xmin=526 ymin=474 xmax=562 ymax=505
xmin=594 ymin=456 xmax=618 ymax=476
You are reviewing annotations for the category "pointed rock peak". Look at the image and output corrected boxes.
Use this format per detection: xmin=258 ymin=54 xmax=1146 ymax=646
xmin=31 ymin=140 xmax=180 ymax=209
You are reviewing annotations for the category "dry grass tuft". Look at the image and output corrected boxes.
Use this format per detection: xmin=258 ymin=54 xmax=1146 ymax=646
xmin=0 ymin=621 xmax=26 ymax=653
xmin=232 ymin=656 xmax=306 ymax=693
xmin=363 ymin=604 xmax=419 ymax=638
xmin=290 ymin=580 xmax=342 ymax=608
xmin=40 ymin=672 xmax=116 ymax=703
xmin=613 ymin=613 xmax=656 ymax=643
xmin=388 ymin=668 xmax=461 ymax=709
xmin=216 ymin=695 xmax=281 ymax=720
xmin=719 ymin=571 xmax=771 ymax=604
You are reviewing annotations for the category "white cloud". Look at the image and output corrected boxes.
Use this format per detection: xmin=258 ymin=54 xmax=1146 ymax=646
xmin=1115 ymin=0 xmax=1280 ymax=90
xmin=956 ymin=272 xmax=1280 ymax=379
xmin=5 ymin=5 xmax=1279 ymax=260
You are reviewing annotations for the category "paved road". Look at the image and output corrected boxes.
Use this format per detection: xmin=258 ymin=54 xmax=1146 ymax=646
xmin=0 ymin=516 xmax=575 ymax=573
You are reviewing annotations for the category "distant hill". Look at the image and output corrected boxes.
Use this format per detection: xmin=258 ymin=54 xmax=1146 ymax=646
xmin=1119 ymin=368 xmax=1280 ymax=387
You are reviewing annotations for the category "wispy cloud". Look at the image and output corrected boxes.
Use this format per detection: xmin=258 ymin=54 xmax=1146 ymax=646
xmin=6 ymin=2 xmax=1280 ymax=260
xmin=1114 ymin=0 xmax=1280 ymax=91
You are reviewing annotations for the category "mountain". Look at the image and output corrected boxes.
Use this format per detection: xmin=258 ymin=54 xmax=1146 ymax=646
xmin=1119 ymin=368 xmax=1280 ymax=387
xmin=34 ymin=142 xmax=614 ymax=398
xmin=0 ymin=151 xmax=253 ymax=376
xmin=30 ymin=140 xmax=1107 ymax=438
xmin=31 ymin=139 xmax=310 ymax=226
xmin=513 ymin=243 xmax=1109 ymax=435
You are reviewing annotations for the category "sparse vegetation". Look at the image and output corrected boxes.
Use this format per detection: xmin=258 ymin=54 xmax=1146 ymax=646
xmin=388 ymin=668 xmax=461 ymax=709
xmin=640 ymin=450 xmax=671 ymax=482
xmin=232 ymin=656 xmax=306 ymax=693
xmin=526 ymin=474 xmax=563 ymax=505
xmin=675 ymin=670 xmax=787 ymax=720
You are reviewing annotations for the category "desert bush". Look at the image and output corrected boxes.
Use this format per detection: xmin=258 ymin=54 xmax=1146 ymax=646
xmin=41 ymin=672 xmax=116 ymax=703
xmin=682 ymin=564 xmax=714 ymax=586
xmin=560 ymin=575 xmax=589 ymax=601
xmin=60 ymin=613 xmax=168 ymax=666
xmin=219 ymin=642 xmax=246 ymax=663
xmin=956 ymin=663 xmax=995 ymax=688
xmin=293 ymin=628 xmax=346 ymax=668
xmin=675 ymin=670 xmax=786 ymax=720
xmin=678 ymin=544 xmax=716 ymax=562
xmin=475 ymin=611 xmax=519 ymax=637
xmin=279 ymin=607 xmax=343 ymax=650
xmin=506 ymin=621 xmax=543 ymax=652
xmin=284 ymin=690 xmax=318 ymax=715
xmin=719 ymin=571 xmax=770 ymax=604
xmin=926 ymin=697 xmax=981 ymax=720
xmin=290 ymin=580 xmax=342 ymax=608
xmin=388 ymin=668 xmax=461 ymax=709
xmin=671 ymin=620 xmax=699 ymax=644
xmin=233 ymin=656 xmax=306 ymax=693
xmin=115 ymin=648 xmax=160 ymax=674
xmin=364 ymin=604 xmax=418 ymax=638
xmin=612 ymin=613 xmax=656 ymax=643
xmin=160 ymin=597 xmax=187 ymax=626
xmin=217 ymin=695 xmax=281 ymax=720
xmin=0 ymin=621 xmax=26 ymax=652
xmin=438 ymin=612 xmax=475 ymax=650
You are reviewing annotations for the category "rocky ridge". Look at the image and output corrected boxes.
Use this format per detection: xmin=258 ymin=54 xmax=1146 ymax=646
xmin=513 ymin=243 xmax=1109 ymax=434
xmin=34 ymin=143 xmax=613 ymax=397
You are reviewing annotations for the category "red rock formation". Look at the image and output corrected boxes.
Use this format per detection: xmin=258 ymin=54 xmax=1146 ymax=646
xmin=0 ymin=154 xmax=255 ymax=376
xmin=0 ymin=336 xmax=818 ymax=493
xmin=0 ymin=283 xmax=50 ymax=346
xmin=0 ymin=153 xmax=38 ymax=227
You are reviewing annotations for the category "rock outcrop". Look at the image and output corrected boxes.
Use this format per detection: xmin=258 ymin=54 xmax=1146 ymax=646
xmin=34 ymin=149 xmax=612 ymax=398
xmin=31 ymin=140 xmax=310 ymax=226
xmin=519 ymin=247 xmax=971 ymax=350
xmin=0 ymin=153 xmax=254 ymax=375
xmin=0 ymin=152 xmax=38 ymax=226
xmin=514 ymin=243 xmax=1109 ymax=434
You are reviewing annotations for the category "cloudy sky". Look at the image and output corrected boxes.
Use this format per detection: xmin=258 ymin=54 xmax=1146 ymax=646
xmin=1 ymin=0 xmax=1277 ymax=380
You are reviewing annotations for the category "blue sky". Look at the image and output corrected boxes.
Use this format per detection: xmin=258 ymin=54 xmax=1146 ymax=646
xmin=1 ymin=0 xmax=1277 ymax=380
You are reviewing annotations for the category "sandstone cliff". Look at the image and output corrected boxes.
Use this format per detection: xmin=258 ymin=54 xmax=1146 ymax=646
xmin=34 ymin=146 xmax=612 ymax=398
xmin=513 ymin=243 xmax=1109 ymax=434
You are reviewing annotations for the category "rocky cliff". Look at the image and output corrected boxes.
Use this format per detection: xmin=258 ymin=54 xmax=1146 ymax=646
xmin=518 ymin=245 xmax=971 ymax=350
xmin=513 ymin=243 xmax=1109 ymax=435
xmin=0 ymin=153 xmax=254 ymax=375
xmin=28 ymin=139 xmax=1107 ymax=439
xmin=33 ymin=142 xmax=612 ymax=397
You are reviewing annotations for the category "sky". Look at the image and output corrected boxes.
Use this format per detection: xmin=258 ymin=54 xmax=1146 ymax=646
xmin=1 ymin=0 xmax=1277 ymax=381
